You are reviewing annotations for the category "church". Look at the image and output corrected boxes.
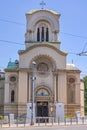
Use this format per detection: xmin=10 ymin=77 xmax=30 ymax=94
xmin=0 ymin=6 xmax=84 ymax=120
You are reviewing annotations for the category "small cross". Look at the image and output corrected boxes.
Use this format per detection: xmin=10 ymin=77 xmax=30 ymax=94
xmin=40 ymin=1 xmax=46 ymax=9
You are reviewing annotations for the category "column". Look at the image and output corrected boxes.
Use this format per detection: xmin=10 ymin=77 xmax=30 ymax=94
xmin=31 ymin=31 xmax=35 ymax=41
xmin=53 ymin=72 xmax=58 ymax=103
xmin=52 ymin=32 xmax=54 ymax=42
xmin=53 ymin=73 xmax=56 ymax=102
xmin=27 ymin=73 xmax=29 ymax=102
xmin=29 ymin=73 xmax=32 ymax=102
xmin=75 ymin=83 xmax=80 ymax=104
xmin=18 ymin=71 xmax=27 ymax=103
xmin=56 ymin=74 xmax=58 ymax=102
xmin=4 ymin=82 xmax=9 ymax=103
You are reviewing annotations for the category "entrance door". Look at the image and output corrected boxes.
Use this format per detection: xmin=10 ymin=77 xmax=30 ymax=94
xmin=36 ymin=101 xmax=48 ymax=122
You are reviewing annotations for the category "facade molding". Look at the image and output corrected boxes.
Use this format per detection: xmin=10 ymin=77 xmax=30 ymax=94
xmin=18 ymin=44 xmax=67 ymax=56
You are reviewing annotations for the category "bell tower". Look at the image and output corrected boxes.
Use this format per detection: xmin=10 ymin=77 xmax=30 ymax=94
xmin=25 ymin=9 xmax=61 ymax=49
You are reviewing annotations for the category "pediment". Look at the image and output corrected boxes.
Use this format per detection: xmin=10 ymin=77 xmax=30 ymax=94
xmin=18 ymin=44 xmax=67 ymax=56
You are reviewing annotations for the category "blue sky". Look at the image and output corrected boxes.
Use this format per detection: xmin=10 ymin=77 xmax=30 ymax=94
xmin=0 ymin=0 xmax=87 ymax=78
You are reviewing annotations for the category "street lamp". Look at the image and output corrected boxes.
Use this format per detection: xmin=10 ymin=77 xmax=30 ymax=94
xmin=31 ymin=61 xmax=36 ymax=125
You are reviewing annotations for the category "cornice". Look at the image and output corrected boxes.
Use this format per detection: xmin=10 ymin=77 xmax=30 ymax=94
xmin=18 ymin=44 xmax=67 ymax=56
xmin=26 ymin=9 xmax=60 ymax=16
xmin=52 ymin=69 xmax=81 ymax=74
xmin=4 ymin=68 xmax=19 ymax=72
xmin=19 ymin=68 xmax=32 ymax=73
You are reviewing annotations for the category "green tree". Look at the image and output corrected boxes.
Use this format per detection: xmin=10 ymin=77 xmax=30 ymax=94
xmin=83 ymin=76 xmax=87 ymax=115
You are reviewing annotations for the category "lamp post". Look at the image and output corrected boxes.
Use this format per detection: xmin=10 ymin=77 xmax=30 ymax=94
xmin=31 ymin=61 xmax=36 ymax=125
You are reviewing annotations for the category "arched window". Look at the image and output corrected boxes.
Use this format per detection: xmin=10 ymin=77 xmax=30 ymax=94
xmin=41 ymin=27 xmax=44 ymax=41
xmin=37 ymin=24 xmax=49 ymax=42
xmin=36 ymin=88 xmax=49 ymax=96
xmin=67 ymin=78 xmax=75 ymax=104
xmin=70 ymin=86 xmax=75 ymax=103
xmin=37 ymin=28 xmax=40 ymax=42
xmin=11 ymin=90 xmax=15 ymax=103
xmin=46 ymin=28 xmax=49 ymax=41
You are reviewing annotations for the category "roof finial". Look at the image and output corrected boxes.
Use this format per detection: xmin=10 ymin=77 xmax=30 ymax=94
xmin=72 ymin=59 xmax=74 ymax=64
xmin=40 ymin=1 xmax=46 ymax=9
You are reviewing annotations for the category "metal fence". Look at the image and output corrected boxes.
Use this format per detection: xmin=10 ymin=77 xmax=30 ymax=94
xmin=0 ymin=116 xmax=87 ymax=128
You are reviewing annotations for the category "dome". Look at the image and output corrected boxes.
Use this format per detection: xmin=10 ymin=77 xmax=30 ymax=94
xmin=66 ymin=63 xmax=80 ymax=71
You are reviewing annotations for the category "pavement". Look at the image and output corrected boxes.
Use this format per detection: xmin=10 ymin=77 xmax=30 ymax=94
xmin=0 ymin=125 xmax=87 ymax=130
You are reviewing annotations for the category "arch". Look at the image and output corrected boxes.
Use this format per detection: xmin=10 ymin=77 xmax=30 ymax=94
xmin=35 ymin=86 xmax=52 ymax=96
xmin=36 ymin=89 xmax=49 ymax=96
xmin=29 ymin=15 xmax=59 ymax=32
xmin=68 ymin=84 xmax=75 ymax=104
xmin=29 ymin=54 xmax=56 ymax=70
xmin=67 ymin=75 xmax=77 ymax=84
xmin=35 ymin=20 xmax=50 ymax=42
xmin=67 ymin=75 xmax=76 ymax=104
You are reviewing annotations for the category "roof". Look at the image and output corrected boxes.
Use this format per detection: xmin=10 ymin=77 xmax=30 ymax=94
xmin=26 ymin=9 xmax=60 ymax=15
xmin=6 ymin=60 xmax=19 ymax=70
xmin=66 ymin=63 xmax=80 ymax=71
xmin=18 ymin=44 xmax=67 ymax=56
xmin=0 ymin=71 xmax=5 ymax=79
xmin=0 ymin=71 xmax=5 ymax=74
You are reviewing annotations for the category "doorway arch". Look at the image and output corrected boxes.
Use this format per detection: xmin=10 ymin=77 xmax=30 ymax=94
xmin=35 ymin=86 xmax=53 ymax=121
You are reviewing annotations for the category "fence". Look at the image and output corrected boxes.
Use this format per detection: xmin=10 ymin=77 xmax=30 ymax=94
xmin=0 ymin=116 xmax=87 ymax=128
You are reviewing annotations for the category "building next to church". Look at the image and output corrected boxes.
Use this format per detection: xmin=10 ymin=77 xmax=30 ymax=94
xmin=0 ymin=7 xmax=84 ymax=119
xmin=0 ymin=71 xmax=5 ymax=114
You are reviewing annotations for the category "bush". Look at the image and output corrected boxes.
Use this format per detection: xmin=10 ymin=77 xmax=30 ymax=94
xmin=64 ymin=115 xmax=75 ymax=118
xmin=0 ymin=115 xmax=3 ymax=120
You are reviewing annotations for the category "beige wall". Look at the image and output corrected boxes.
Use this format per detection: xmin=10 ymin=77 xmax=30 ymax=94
xmin=19 ymin=46 xmax=66 ymax=69
xmin=58 ymin=72 xmax=67 ymax=104
xmin=0 ymin=79 xmax=4 ymax=104
xmin=4 ymin=72 xmax=18 ymax=103
xmin=75 ymin=74 xmax=80 ymax=104
xmin=67 ymin=72 xmax=81 ymax=104
xmin=35 ymin=72 xmax=53 ymax=91
xmin=18 ymin=71 xmax=28 ymax=103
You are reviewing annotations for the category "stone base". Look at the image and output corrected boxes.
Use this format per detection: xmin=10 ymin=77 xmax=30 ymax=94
xmin=4 ymin=103 xmax=27 ymax=116
xmin=65 ymin=104 xmax=80 ymax=117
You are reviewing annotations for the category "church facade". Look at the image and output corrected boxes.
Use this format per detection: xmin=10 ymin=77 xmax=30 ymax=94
xmin=2 ymin=8 xmax=84 ymax=118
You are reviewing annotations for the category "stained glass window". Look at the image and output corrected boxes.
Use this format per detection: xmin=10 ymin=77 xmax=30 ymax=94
xmin=36 ymin=89 xmax=49 ymax=96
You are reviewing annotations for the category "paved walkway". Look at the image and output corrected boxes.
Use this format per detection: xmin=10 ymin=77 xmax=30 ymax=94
xmin=0 ymin=121 xmax=87 ymax=128
xmin=0 ymin=125 xmax=87 ymax=130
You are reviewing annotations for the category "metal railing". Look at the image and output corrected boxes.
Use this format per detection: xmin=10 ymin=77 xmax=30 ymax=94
xmin=0 ymin=116 xmax=87 ymax=128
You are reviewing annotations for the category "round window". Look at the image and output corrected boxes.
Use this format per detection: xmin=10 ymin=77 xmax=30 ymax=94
xmin=10 ymin=76 xmax=16 ymax=82
xmin=69 ymin=78 xmax=75 ymax=83
xmin=37 ymin=62 xmax=49 ymax=74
